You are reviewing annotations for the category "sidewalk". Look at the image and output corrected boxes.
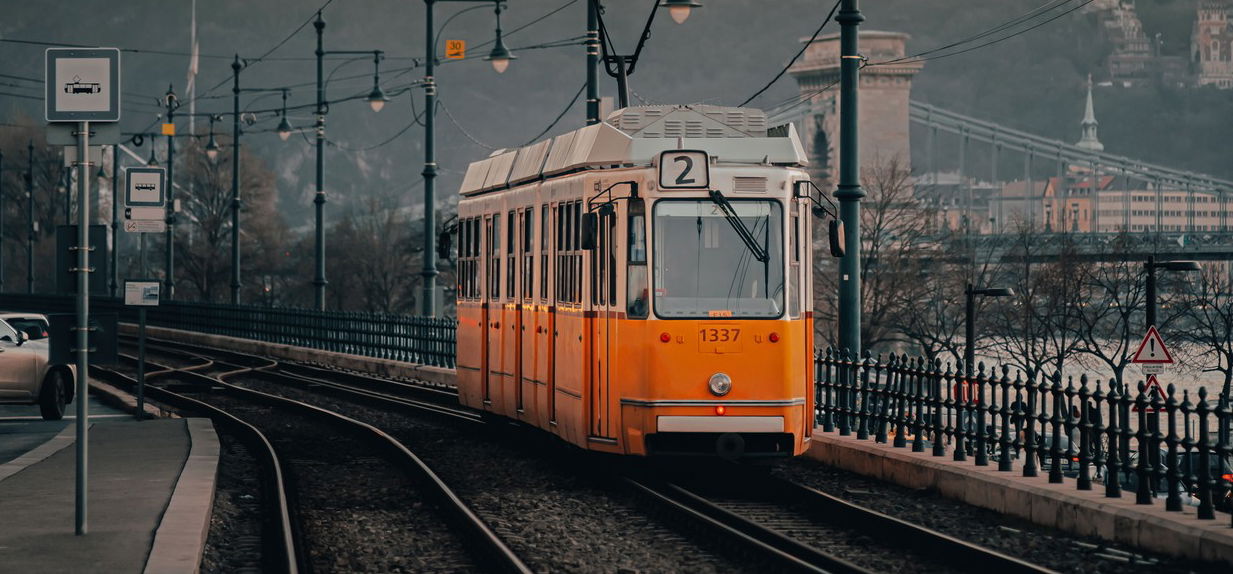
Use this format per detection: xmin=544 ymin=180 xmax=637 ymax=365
xmin=0 ymin=417 xmax=218 ymax=573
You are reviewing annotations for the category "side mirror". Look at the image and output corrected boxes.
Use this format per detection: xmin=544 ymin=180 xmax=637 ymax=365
xmin=436 ymin=232 xmax=452 ymax=261
xmin=581 ymin=212 xmax=598 ymax=250
xmin=828 ymin=219 xmax=845 ymax=258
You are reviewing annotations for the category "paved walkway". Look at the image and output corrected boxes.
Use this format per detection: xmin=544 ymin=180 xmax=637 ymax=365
xmin=0 ymin=417 xmax=212 ymax=573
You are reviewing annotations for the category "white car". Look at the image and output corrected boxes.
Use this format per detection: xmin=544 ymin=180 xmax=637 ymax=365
xmin=0 ymin=313 xmax=75 ymax=420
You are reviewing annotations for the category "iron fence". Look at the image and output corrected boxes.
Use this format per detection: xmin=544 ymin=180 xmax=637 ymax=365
xmin=816 ymin=348 xmax=1233 ymax=527
xmin=0 ymin=293 xmax=456 ymax=368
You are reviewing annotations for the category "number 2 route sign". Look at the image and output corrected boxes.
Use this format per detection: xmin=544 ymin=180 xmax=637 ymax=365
xmin=45 ymin=48 xmax=120 ymax=123
xmin=658 ymin=150 xmax=709 ymax=190
xmin=1131 ymin=325 xmax=1174 ymax=364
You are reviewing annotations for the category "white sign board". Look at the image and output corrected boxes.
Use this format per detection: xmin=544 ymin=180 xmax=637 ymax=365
xmin=45 ymin=48 xmax=120 ymax=122
xmin=124 ymin=219 xmax=166 ymax=233
xmin=658 ymin=150 xmax=710 ymax=189
xmin=124 ymin=280 xmax=160 ymax=306
xmin=125 ymin=167 xmax=165 ymax=207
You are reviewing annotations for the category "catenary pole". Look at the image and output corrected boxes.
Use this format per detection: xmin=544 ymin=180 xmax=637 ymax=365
xmin=74 ymin=120 xmax=91 ymax=535
xmin=231 ymin=55 xmax=243 ymax=305
xmin=835 ymin=0 xmax=864 ymax=356
xmin=314 ymin=13 xmax=328 ymax=310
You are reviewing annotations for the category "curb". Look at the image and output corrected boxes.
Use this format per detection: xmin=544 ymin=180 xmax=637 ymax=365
xmin=144 ymin=418 xmax=219 ymax=574
xmin=805 ymin=430 xmax=1233 ymax=566
xmin=0 ymin=423 xmax=77 ymax=484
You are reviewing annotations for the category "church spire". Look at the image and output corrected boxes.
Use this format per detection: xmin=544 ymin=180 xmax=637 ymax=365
xmin=1077 ymin=74 xmax=1104 ymax=151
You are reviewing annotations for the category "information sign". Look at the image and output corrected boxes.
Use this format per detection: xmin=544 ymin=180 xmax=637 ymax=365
xmin=124 ymin=280 xmax=160 ymax=306
xmin=45 ymin=48 xmax=120 ymax=122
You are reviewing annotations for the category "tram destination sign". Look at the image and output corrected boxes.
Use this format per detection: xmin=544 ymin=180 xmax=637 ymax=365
xmin=658 ymin=150 xmax=710 ymax=189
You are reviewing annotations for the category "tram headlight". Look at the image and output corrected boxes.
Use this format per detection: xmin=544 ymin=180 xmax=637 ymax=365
xmin=708 ymin=373 xmax=732 ymax=397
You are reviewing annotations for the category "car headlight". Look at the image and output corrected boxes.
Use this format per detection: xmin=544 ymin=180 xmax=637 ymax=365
xmin=708 ymin=373 xmax=732 ymax=397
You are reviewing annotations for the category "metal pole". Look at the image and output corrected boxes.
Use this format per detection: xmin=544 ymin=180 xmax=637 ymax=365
xmin=586 ymin=0 xmax=600 ymax=125
xmin=140 ymin=234 xmax=147 ymax=276
xmin=165 ymin=88 xmax=176 ymax=300
xmin=137 ymin=307 xmax=145 ymax=420
xmin=231 ymin=55 xmax=243 ymax=305
xmin=1146 ymin=255 xmax=1156 ymax=329
xmin=835 ymin=0 xmax=864 ymax=356
xmin=110 ymin=145 xmax=118 ymax=297
xmin=74 ymin=120 xmax=90 ymax=535
xmin=26 ymin=140 xmax=33 ymax=294
xmin=965 ymin=284 xmax=975 ymax=377
xmin=314 ymin=13 xmax=328 ymax=310
xmin=1 ymin=150 xmax=5 ymax=292
xmin=422 ymin=0 xmax=440 ymax=316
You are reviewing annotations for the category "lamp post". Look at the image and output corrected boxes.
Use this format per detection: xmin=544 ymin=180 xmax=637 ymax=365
xmin=313 ymin=11 xmax=390 ymax=310
xmin=109 ymin=144 xmax=119 ymax=297
xmin=962 ymin=283 xmax=1015 ymax=465
xmin=1 ymin=150 xmax=5 ymax=292
xmin=836 ymin=0 xmax=864 ymax=356
xmin=422 ymin=0 xmax=514 ymax=316
xmin=1144 ymin=256 xmax=1200 ymax=330
xmin=26 ymin=140 xmax=33 ymax=294
xmin=591 ymin=0 xmax=701 ymax=109
xmin=163 ymin=84 xmax=180 ymax=300
xmin=231 ymin=55 xmax=243 ymax=305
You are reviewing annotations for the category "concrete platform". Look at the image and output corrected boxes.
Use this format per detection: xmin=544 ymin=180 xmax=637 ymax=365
xmin=0 ymin=416 xmax=219 ymax=574
xmin=806 ymin=430 xmax=1233 ymax=566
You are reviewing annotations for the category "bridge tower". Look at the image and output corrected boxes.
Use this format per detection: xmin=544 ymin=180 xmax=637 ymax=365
xmin=789 ymin=31 xmax=923 ymax=183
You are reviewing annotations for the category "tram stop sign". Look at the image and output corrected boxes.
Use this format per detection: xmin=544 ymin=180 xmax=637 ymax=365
xmin=45 ymin=48 xmax=120 ymax=123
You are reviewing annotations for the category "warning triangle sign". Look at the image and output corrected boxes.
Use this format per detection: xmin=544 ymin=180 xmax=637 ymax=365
xmin=1131 ymin=325 xmax=1174 ymax=364
xmin=1133 ymin=375 xmax=1167 ymax=413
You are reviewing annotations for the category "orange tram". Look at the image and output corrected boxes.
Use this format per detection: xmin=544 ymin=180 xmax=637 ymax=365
xmin=452 ymin=105 xmax=829 ymax=458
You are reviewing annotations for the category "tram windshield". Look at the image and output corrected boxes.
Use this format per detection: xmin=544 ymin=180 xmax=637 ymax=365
xmin=652 ymin=199 xmax=784 ymax=319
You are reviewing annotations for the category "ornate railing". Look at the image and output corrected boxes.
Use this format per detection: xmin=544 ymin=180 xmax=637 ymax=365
xmin=816 ymin=349 xmax=1233 ymax=526
xmin=0 ymin=293 xmax=457 ymax=368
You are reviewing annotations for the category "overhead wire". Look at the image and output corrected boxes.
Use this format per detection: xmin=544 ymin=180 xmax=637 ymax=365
xmin=523 ymin=82 xmax=586 ymax=146
xmin=738 ymin=0 xmax=841 ymax=107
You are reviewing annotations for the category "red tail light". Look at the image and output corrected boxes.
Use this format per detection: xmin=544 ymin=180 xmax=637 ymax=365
xmin=715 ymin=406 xmax=726 ymax=416
xmin=659 ymin=332 xmax=671 ymax=343
xmin=768 ymin=332 xmax=780 ymax=343
xmin=1222 ymin=474 xmax=1233 ymax=483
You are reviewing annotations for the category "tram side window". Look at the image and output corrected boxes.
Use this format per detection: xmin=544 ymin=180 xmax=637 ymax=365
xmin=789 ymin=207 xmax=800 ymax=318
xmin=523 ymin=208 xmax=534 ymax=302
xmin=490 ymin=215 xmax=501 ymax=300
xmin=458 ymin=219 xmax=469 ymax=299
xmin=627 ymin=200 xmax=649 ymax=318
xmin=573 ymin=201 xmax=582 ymax=304
xmin=472 ymin=219 xmax=482 ymax=298
xmin=608 ymin=211 xmax=617 ymax=308
xmin=540 ymin=204 xmax=549 ymax=301
xmin=507 ymin=210 xmax=516 ymax=301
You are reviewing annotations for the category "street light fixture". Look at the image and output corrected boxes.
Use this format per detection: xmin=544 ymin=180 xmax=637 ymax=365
xmin=484 ymin=2 xmax=516 ymax=73
xmin=1144 ymin=256 xmax=1201 ymax=329
xmin=962 ymin=282 xmax=1015 ymax=465
xmin=205 ymin=115 xmax=221 ymax=162
xmin=659 ymin=0 xmax=702 ymax=24
xmin=367 ymin=51 xmax=389 ymax=112
xmin=277 ymin=89 xmax=293 ymax=142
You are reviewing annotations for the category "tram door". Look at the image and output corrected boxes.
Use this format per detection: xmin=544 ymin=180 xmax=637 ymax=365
xmin=589 ymin=208 xmax=617 ymax=440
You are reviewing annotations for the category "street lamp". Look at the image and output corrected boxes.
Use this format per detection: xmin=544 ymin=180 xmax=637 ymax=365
xmin=276 ymin=89 xmax=293 ymax=142
xmin=367 ymin=51 xmax=389 ymax=111
xmin=205 ymin=116 xmax=221 ymax=162
xmin=593 ymin=0 xmax=703 ymax=109
xmin=1144 ymin=256 xmax=1201 ymax=329
xmin=421 ymin=0 xmax=513 ymax=316
xmin=484 ymin=2 xmax=516 ymax=73
xmin=962 ymin=282 xmax=1015 ymax=465
xmin=163 ymin=84 xmax=181 ymax=300
xmin=313 ymin=11 xmax=389 ymax=310
xmin=660 ymin=0 xmax=702 ymax=24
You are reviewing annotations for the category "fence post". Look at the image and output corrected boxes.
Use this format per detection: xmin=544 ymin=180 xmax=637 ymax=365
xmin=932 ymin=358 xmax=946 ymax=457
xmin=874 ymin=354 xmax=891 ymax=444
xmin=1077 ymin=376 xmax=1092 ymax=490
xmin=1104 ymin=379 xmax=1121 ymax=497
xmin=838 ymin=348 xmax=853 ymax=436
xmin=1135 ymin=381 xmax=1153 ymax=504
xmin=1164 ymin=383 xmax=1182 ymax=511
xmin=953 ymin=359 xmax=967 ymax=462
xmin=1048 ymin=373 xmax=1065 ymax=484
xmin=857 ymin=351 xmax=874 ymax=441
xmin=998 ymin=368 xmax=1016 ymax=471
xmin=975 ymin=363 xmax=989 ymax=466
xmin=1192 ymin=389 xmax=1215 ymax=519
xmin=822 ymin=348 xmax=835 ymax=433
xmin=911 ymin=357 xmax=926 ymax=453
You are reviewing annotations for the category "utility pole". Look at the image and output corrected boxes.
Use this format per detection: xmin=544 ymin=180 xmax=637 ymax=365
xmin=110 ymin=145 xmax=119 ymax=297
xmin=314 ymin=13 xmax=328 ymax=310
xmin=835 ymin=0 xmax=864 ymax=356
xmin=231 ymin=55 xmax=243 ymax=305
xmin=26 ymin=140 xmax=33 ymax=294
xmin=164 ymin=85 xmax=178 ymax=300
xmin=422 ymin=3 xmax=439 ymax=316
xmin=1 ymin=150 xmax=5 ymax=292
xmin=586 ymin=0 xmax=600 ymax=125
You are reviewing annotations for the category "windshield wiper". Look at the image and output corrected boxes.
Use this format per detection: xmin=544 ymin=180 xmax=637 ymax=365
xmin=708 ymin=189 xmax=768 ymax=263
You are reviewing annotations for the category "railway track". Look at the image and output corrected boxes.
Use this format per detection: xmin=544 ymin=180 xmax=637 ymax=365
xmin=624 ymin=466 xmax=1058 ymax=574
xmin=112 ymin=337 xmax=1064 ymax=573
xmin=97 ymin=349 xmax=530 ymax=573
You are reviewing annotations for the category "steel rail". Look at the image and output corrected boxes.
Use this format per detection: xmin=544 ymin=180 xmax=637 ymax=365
xmin=107 ymin=344 xmax=526 ymax=573
xmin=623 ymin=476 xmax=869 ymax=573
xmin=757 ymin=476 xmax=1057 ymax=574
xmin=91 ymin=363 xmax=302 ymax=574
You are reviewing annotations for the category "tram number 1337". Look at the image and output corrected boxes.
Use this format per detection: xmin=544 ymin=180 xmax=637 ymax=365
xmin=699 ymin=327 xmax=740 ymax=343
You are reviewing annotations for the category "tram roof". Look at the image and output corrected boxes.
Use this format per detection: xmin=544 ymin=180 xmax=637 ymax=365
xmin=458 ymin=104 xmax=808 ymax=197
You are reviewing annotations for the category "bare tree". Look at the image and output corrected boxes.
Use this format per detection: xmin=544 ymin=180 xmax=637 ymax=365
xmin=1069 ymin=234 xmax=1145 ymax=386
xmin=1178 ymin=266 xmax=1233 ymax=400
